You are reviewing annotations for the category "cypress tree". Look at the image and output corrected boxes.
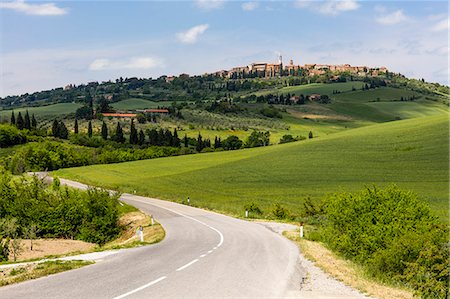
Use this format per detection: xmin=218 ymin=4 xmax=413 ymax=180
xmin=10 ymin=111 xmax=15 ymax=125
xmin=58 ymin=122 xmax=69 ymax=139
xmin=158 ymin=129 xmax=165 ymax=146
xmin=16 ymin=112 xmax=24 ymax=130
xmin=101 ymin=121 xmax=108 ymax=140
xmin=164 ymin=129 xmax=173 ymax=146
xmin=138 ymin=129 xmax=145 ymax=146
xmin=184 ymin=134 xmax=188 ymax=148
xmin=196 ymin=133 xmax=203 ymax=152
xmin=129 ymin=119 xmax=138 ymax=144
xmin=173 ymin=128 xmax=180 ymax=147
xmin=52 ymin=119 xmax=59 ymax=137
xmin=308 ymin=131 xmax=313 ymax=139
xmin=74 ymin=119 xmax=79 ymax=134
xmin=114 ymin=122 xmax=125 ymax=143
xmin=88 ymin=121 xmax=93 ymax=138
xmin=148 ymin=128 xmax=158 ymax=145
xmin=24 ymin=110 xmax=31 ymax=130
xmin=31 ymin=114 xmax=37 ymax=130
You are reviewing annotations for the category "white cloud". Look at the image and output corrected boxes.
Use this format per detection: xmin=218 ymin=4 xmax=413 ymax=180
xmin=89 ymin=57 xmax=163 ymax=71
xmin=176 ymin=24 xmax=209 ymax=44
xmin=431 ymin=18 xmax=449 ymax=32
xmin=195 ymin=0 xmax=225 ymax=10
xmin=0 ymin=0 xmax=67 ymax=16
xmin=376 ymin=10 xmax=408 ymax=25
xmin=242 ymin=2 xmax=259 ymax=11
xmin=295 ymin=0 xmax=359 ymax=15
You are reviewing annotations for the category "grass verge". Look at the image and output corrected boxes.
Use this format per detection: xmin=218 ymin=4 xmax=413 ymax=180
xmin=0 ymin=260 xmax=93 ymax=287
xmin=283 ymin=230 xmax=414 ymax=299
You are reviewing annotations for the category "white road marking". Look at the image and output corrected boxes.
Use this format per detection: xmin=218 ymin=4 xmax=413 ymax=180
xmin=208 ymin=250 xmax=213 ymax=253
xmin=123 ymin=194 xmax=225 ymax=249
xmin=176 ymin=259 xmax=199 ymax=271
xmin=199 ymin=254 xmax=206 ymax=258
xmin=113 ymin=276 xmax=167 ymax=299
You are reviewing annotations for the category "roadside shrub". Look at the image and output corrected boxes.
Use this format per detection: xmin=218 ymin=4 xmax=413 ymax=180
xmin=244 ymin=202 xmax=263 ymax=216
xmin=271 ymin=203 xmax=289 ymax=219
xmin=319 ymin=185 xmax=449 ymax=297
xmin=0 ymin=169 xmax=121 ymax=248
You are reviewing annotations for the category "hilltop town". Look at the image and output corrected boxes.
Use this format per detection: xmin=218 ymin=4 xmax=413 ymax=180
xmin=209 ymin=56 xmax=388 ymax=79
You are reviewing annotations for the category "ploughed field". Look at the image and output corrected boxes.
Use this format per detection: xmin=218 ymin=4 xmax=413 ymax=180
xmin=57 ymin=114 xmax=449 ymax=221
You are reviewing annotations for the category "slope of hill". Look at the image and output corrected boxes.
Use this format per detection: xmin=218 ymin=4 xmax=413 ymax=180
xmin=57 ymin=114 xmax=449 ymax=221
xmin=0 ymin=103 xmax=82 ymax=121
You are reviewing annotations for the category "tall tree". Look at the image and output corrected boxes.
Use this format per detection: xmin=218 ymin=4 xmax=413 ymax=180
xmin=196 ymin=133 xmax=203 ymax=152
xmin=173 ymin=128 xmax=180 ymax=147
xmin=16 ymin=112 xmax=24 ymax=130
xmin=158 ymin=129 xmax=165 ymax=146
xmin=101 ymin=121 xmax=108 ymax=140
xmin=10 ymin=111 xmax=15 ymax=125
xmin=88 ymin=121 xmax=93 ymax=138
xmin=114 ymin=122 xmax=125 ymax=143
xmin=184 ymin=134 xmax=188 ymax=148
xmin=214 ymin=136 xmax=222 ymax=149
xmin=129 ymin=119 xmax=138 ymax=144
xmin=164 ymin=129 xmax=173 ymax=146
xmin=52 ymin=119 xmax=59 ymax=137
xmin=58 ymin=122 xmax=69 ymax=139
xmin=74 ymin=119 xmax=79 ymax=135
xmin=148 ymin=128 xmax=158 ymax=146
xmin=31 ymin=114 xmax=37 ymax=130
xmin=24 ymin=110 xmax=31 ymax=130
xmin=138 ymin=129 xmax=145 ymax=146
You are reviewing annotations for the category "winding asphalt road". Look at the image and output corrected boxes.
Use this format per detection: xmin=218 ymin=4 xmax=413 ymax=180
xmin=0 ymin=178 xmax=302 ymax=299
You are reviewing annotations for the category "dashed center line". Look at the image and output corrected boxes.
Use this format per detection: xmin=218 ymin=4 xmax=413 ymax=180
xmin=113 ymin=276 xmax=167 ymax=299
xmin=176 ymin=259 xmax=199 ymax=271
xmin=110 ymin=194 xmax=225 ymax=299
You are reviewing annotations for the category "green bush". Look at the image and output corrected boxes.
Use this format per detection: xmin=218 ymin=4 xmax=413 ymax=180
xmin=318 ymin=185 xmax=449 ymax=297
xmin=0 ymin=124 xmax=27 ymax=148
xmin=0 ymin=169 xmax=121 ymax=247
xmin=244 ymin=202 xmax=263 ymax=216
xmin=271 ymin=203 xmax=289 ymax=219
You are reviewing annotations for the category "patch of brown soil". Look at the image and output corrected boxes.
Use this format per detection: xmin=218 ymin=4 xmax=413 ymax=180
xmin=13 ymin=239 xmax=95 ymax=262
xmin=287 ymin=108 xmax=352 ymax=121
xmin=105 ymin=211 xmax=164 ymax=247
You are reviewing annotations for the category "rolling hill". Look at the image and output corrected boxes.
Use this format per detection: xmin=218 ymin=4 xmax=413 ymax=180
xmin=57 ymin=113 xmax=449 ymax=221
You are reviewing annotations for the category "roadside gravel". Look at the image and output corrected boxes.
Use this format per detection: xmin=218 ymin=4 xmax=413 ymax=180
xmin=255 ymin=221 xmax=375 ymax=299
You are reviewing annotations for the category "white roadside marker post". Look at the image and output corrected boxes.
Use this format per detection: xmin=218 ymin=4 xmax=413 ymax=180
xmin=187 ymin=197 xmax=190 ymax=205
xmin=138 ymin=226 xmax=144 ymax=242
xmin=300 ymin=222 xmax=304 ymax=239
xmin=245 ymin=209 xmax=249 ymax=218
xmin=151 ymin=215 xmax=154 ymax=226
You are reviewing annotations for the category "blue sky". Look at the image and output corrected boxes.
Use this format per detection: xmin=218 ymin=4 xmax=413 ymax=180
xmin=0 ymin=0 xmax=448 ymax=97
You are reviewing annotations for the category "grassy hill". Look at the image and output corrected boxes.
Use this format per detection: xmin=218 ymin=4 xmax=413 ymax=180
xmin=57 ymin=114 xmax=449 ymax=221
xmin=0 ymin=103 xmax=82 ymax=121
xmin=111 ymin=98 xmax=174 ymax=110
xmin=253 ymin=81 xmax=363 ymax=96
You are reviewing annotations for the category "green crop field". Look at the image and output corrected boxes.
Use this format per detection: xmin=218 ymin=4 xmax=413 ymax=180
xmin=111 ymin=98 xmax=173 ymax=110
xmin=0 ymin=103 xmax=82 ymax=121
xmin=57 ymin=113 xmax=449 ymax=221
xmin=253 ymin=81 xmax=364 ymax=96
